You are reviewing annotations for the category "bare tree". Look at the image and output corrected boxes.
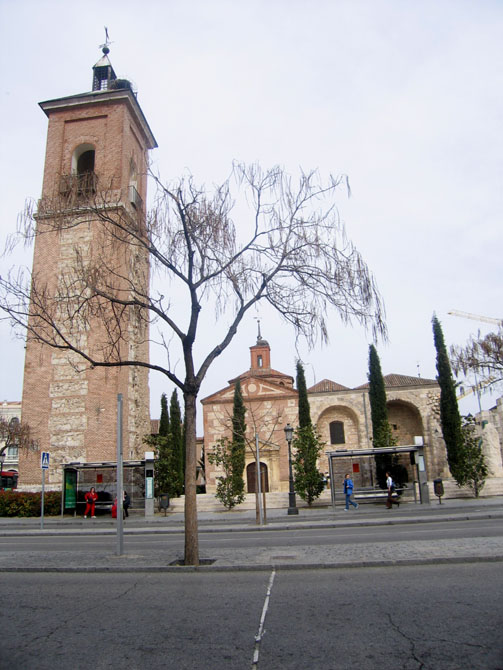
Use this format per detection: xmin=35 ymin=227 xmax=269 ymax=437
xmin=0 ymin=162 xmax=386 ymax=565
xmin=0 ymin=417 xmax=38 ymax=461
xmin=450 ymin=329 xmax=503 ymax=390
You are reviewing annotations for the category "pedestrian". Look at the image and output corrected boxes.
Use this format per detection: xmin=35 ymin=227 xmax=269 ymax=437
xmin=343 ymin=473 xmax=359 ymax=511
xmin=84 ymin=486 xmax=98 ymax=518
xmin=386 ymin=471 xmax=400 ymax=509
xmin=123 ymin=490 xmax=130 ymax=518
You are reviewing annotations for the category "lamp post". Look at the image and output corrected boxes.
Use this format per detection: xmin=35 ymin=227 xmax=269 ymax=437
xmin=284 ymin=423 xmax=298 ymax=515
xmin=0 ymin=448 xmax=5 ymax=490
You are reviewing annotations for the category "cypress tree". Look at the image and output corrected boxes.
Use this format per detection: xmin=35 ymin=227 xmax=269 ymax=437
xmin=292 ymin=424 xmax=325 ymax=505
xmin=169 ymin=389 xmax=184 ymax=496
xmin=367 ymin=344 xmax=395 ymax=485
xmin=230 ymin=379 xmax=246 ymax=500
xmin=207 ymin=380 xmax=246 ymax=509
xmin=296 ymin=360 xmax=311 ymax=428
xmin=159 ymin=393 xmax=169 ymax=436
xmin=432 ymin=314 xmax=463 ymax=478
xmin=368 ymin=345 xmax=388 ymax=441
xmin=293 ymin=361 xmax=324 ymax=505
xmin=152 ymin=393 xmax=171 ymax=497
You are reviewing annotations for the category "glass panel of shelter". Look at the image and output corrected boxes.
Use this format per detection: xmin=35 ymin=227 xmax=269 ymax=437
xmin=75 ymin=464 xmax=145 ymax=510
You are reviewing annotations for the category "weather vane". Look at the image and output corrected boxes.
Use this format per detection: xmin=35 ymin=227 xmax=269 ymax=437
xmin=99 ymin=27 xmax=113 ymax=53
xmin=254 ymin=316 xmax=262 ymax=341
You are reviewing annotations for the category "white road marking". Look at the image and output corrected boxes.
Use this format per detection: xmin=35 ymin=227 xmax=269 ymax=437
xmin=251 ymin=569 xmax=276 ymax=668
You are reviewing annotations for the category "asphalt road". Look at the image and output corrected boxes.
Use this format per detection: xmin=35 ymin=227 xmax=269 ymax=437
xmin=2 ymin=563 xmax=502 ymax=670
xmin=1 ymin=517 xmax=501 ymax=554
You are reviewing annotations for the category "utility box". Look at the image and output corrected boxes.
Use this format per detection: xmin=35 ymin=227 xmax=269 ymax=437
xmin=159 ymin=493 xmax=170 ymax=516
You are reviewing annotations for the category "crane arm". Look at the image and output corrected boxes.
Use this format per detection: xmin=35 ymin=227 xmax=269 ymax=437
xmin=448 ymin=310 xmax=503 ymax=326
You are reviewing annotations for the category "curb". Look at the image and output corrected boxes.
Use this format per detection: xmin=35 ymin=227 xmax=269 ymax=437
xmin=2 ymin=555 xmax=503 ymax=574
xmin=1 ymin=510 xmax=503 ymax=537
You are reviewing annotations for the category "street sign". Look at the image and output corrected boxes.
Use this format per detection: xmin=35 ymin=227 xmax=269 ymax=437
xmin=41 ymin=452 xmax=50 ymax=469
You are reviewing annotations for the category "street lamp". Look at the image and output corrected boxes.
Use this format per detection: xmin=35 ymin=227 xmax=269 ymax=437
xmin=0 ymin=448 xmax=5 ymax=491
xmin=284 ymin=423 xmax=298 ymax=515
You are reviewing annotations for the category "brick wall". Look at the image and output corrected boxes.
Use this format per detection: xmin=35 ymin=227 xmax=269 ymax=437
xmin=19 ymin=92 xmax=153 ymax=488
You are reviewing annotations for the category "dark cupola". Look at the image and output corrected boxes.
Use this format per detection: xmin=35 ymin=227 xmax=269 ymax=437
xmin=92 ymin=46 xmax=117 ymax=91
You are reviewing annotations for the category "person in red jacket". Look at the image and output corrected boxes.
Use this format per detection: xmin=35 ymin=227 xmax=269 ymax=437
xmin=84 ymin=487 xmax=98 ymax=518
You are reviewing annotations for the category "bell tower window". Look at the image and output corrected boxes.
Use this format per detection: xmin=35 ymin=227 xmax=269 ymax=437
xmin=60 ymin=143 xmax=97 ymax=197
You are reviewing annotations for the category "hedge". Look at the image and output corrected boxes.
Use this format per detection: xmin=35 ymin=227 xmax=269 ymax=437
xmin=0 ymin=490 xmax=62 ymax=517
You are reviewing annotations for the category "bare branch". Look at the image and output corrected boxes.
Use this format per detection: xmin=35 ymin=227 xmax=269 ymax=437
xmin=450 ymin=329 xmax=503 ymax=389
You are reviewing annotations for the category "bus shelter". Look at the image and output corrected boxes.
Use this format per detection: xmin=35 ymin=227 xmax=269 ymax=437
xmin=328 ymin=444 xmax=430 ymax=509
xmin=62 ymin=461 xmax=147 ymax=516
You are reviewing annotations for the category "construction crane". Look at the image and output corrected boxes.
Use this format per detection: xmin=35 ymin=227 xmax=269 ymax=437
xmin=448 ymin=310 xmax=501 ymax=412
xmin=456 ymin=378 xmax=494 ymax=401
xmin=448 ymin=310 xmax=503 ymax=327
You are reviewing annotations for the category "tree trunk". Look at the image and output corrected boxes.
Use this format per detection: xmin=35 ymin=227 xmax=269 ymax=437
xmin=183 ymin=392 xmax=199 ymax=565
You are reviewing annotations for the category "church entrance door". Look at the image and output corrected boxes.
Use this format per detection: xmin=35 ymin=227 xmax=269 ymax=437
xmin=246 ymin=462 xmax=269 ymax=493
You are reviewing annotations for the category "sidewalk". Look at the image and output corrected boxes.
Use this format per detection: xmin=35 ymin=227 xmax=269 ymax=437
xmin=1 ymin=496 xmax=502 ymax=572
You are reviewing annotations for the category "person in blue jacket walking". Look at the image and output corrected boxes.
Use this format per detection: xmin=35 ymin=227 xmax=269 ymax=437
xmin=343 ymin=473 xmax=359 ymax=510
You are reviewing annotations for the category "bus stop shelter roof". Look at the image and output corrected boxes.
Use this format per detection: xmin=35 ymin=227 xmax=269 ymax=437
xmin=64 ymin=460 xmax=145 ymax=469
xmin=328 ymin=445 xmax=420 ymax=458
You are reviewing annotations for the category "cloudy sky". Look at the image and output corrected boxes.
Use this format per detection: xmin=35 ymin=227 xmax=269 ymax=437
xmin=1 ymin=0 xmax=502 ymax=424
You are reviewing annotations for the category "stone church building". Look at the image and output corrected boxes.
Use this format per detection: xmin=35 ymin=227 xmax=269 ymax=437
xmin=202 ymin=333 xmax=451 ymax=496
xmin=11 ymin=47 xmax=503 ymax=502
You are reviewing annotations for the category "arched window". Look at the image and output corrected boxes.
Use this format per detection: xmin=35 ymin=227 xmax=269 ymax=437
xmin=329 ymin=420 xmax=345 ymax=445
xmin=69 ymin=144 xmax=97 ymax=196
xmin=72 ymin=143 xmax=95 ymax=175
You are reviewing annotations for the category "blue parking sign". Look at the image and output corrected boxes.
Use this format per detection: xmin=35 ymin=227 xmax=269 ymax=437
xmin=41 ymin=452 xmax=50 ymax=469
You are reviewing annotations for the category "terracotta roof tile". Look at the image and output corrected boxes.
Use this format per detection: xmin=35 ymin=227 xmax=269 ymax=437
xmin=354 ymin=373 xmax=438 ymax=390
xmin=308 ymin=379 xmax=350 ymax=393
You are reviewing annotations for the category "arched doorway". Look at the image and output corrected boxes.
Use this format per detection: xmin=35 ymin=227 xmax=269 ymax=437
xmin=246 ymin=462 xmax=269 ymax=493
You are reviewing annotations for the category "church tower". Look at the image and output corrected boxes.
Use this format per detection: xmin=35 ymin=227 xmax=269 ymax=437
xmin=19 ymin=47 xmax=157 ymax=488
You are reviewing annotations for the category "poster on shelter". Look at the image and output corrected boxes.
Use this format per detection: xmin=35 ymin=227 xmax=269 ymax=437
xmin=64 ymin=469 xmax=77 ymax=509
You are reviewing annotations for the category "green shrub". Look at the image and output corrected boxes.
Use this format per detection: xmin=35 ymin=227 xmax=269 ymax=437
xmin=0 ymin=490 xmax=61 ymax=517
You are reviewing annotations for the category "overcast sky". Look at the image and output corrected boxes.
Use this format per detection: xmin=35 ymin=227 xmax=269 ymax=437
xmin=1 ymin=0 xmax=502 ymax=425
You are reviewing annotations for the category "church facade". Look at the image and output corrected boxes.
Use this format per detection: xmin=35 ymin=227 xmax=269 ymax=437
xmin=202 ymin=335 xmax=299 ymax=494
xmin=202 ymin=335 xmax=451 ymax=496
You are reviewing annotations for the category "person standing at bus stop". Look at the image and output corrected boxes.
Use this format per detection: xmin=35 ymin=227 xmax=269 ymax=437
xmin=123 ymin=490 xmax=131 ymax=518
xmin=84 ymin=487 xmax=98 ymax=518
xmin=343 ymin=473 xmax=359 ymax=511
xmin=386 ymin=471 xmax=400 ymax=509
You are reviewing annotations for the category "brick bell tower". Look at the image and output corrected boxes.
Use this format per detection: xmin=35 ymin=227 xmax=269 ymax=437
xmin=19 ymin=46 xmax=157 ymax=488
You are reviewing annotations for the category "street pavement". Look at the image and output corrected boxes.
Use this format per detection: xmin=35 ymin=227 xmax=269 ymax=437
xmin=1 ymin=495 xmax=502 ymax=572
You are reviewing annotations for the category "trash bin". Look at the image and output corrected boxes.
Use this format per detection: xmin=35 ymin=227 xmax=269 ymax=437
xmin=433 ymin=478 xmax=444 ymax=503
xmin=158 ymin=493 xmax=170 ymax=515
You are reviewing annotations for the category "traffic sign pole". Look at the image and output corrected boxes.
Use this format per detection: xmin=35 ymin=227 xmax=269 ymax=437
xmin=41 ymin=468 xmax=45 ymax=530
